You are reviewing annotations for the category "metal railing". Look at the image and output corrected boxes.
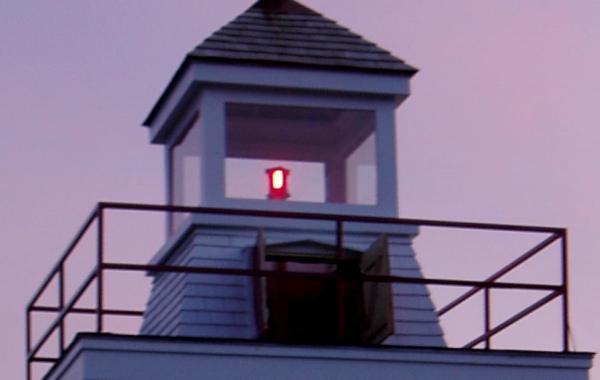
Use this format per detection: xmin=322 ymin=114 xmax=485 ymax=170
xmin=26 ymin=202 xmax=570 ymax=380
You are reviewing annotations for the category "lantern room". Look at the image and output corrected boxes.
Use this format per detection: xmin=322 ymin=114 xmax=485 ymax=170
xmin=143 ymin=0 xmax=416 ymax=232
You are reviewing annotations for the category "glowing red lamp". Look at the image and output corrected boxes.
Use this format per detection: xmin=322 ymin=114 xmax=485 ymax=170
xmin=266 ymin=166 xmax=290 ymax=200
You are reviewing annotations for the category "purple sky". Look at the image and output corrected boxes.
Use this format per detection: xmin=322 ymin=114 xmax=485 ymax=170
xmin=2 ymin=1 xmax=599 ymax=378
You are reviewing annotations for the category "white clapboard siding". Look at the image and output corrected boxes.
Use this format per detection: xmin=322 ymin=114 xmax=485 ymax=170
xmin=384 ymin=236 xmax=445 ymax=346
xmin=141 ymin=224 xmax=445 ymax=347
xmin=141 ymin=229 xmax=256 ymax=338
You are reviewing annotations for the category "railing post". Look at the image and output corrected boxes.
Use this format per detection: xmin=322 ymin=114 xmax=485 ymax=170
xmin=26 ymin=308 xmax=31 ymax=380
xmin=96 ymin=206 xmax=104 ymax=333
xmin=58 ymin=263 xmax=65 ymax=353
xmin=484 ymin=287 xmax=491 ymax=349
xmin=561 ymin=229 xmax=570 ymax=352
xmin=26 ymin=306 xmax=31 ymax=354
xmin=336 ymin=220 xmax=345 ymax=340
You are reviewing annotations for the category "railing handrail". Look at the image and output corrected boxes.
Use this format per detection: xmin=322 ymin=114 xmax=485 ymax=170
xmin=26 ymin=201 xmax=570 ymax=380
xmin=438 ymin=232 xmax=563 ymax=316
xmin=26 ymin=206 xmax=99 ymax=311
xmin=98 ymin=201 xmax=566 ymax=233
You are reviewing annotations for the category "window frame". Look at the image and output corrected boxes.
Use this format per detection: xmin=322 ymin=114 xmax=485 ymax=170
xmin=167 ymin=112 xmax=201 ymax=234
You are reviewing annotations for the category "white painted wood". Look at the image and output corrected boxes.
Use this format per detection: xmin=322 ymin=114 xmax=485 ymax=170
xmin=146 ymin=61 xmax=411 ymax=142
xmin=151 ymin=65 xmax=407 ymax=217
xmin=183 ymin=86 xmax=400 ymax=217
xmin=47 ymin=335 xmax=593 ymax=380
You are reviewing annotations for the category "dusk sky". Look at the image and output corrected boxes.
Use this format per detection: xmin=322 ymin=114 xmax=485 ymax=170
xmin=2 ymin=1 xmax=600 ymax=378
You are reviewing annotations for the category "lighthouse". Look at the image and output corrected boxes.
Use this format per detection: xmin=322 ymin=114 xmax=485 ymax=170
xmin=138 ymin=0 xmax=444 ymax=348
xmin=27 ymin=1 xmax=593 ymax=379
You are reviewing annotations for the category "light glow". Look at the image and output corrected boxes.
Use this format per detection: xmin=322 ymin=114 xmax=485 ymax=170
xmin=272 ymin=169 xmax=285 ymax=190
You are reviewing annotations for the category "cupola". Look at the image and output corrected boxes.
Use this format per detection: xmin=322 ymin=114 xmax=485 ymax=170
xmin=143 ymin=0 xmax=417 ymax=234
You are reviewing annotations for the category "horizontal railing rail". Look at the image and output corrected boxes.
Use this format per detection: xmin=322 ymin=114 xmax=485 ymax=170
xmin=437 ymin=232 xmax=563 ymax=316
xmin=26 ymin=202 xmax=569 ymax=380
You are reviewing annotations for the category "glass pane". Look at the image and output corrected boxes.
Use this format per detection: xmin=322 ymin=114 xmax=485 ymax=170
xmin=226 ymin=158 xmax=325 ymax=202
xmin=346 ymin=133 xmax=376 ymax=205
xmin=225 ymin=103 xmax=376 ymax=205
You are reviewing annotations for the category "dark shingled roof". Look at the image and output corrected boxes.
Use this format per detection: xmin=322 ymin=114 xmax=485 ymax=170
xmin=144 ymin=0 xmax=416 ymax=127
xmin=188 ymin=0 xmax=417 ymax=74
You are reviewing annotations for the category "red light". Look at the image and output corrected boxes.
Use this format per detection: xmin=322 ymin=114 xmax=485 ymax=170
xmin=272 ymin=169 xmax=285 ymax=190
xmin=266 ymin=166 xmax=290 ymax=200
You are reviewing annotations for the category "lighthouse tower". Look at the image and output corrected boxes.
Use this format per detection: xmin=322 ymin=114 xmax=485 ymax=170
xmin=31 ymin=1 xmax=593 ymax=379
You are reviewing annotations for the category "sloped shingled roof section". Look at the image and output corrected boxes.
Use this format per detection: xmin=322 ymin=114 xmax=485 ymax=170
xmin=189 ymin=0 xmax=417 ymax=74
xmin=144 ymin=0 xmax=416 ymax=126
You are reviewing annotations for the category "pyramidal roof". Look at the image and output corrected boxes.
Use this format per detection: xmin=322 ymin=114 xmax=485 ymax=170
xmin=188 ymin=0 xmax=417 ymax=74
xmin=144 ymin=0 xmax=416 ymax=126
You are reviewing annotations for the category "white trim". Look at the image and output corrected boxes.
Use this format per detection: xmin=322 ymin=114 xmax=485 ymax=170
xmin=146 ymin=62 xmax=410 ymax=144
xmin=46 ymin=335 xmax=593 ymax=380
xmin=198 ymin=87 xmax=399 ymax=215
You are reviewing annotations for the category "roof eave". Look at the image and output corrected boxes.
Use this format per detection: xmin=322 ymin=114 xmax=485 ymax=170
xmin=142 ymin=55 xmax=418 ymax=128
xmin=189 ymin=54 xmax=419 ymax=76
xmin=143 ymin=56 xmax=193 ymax=128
